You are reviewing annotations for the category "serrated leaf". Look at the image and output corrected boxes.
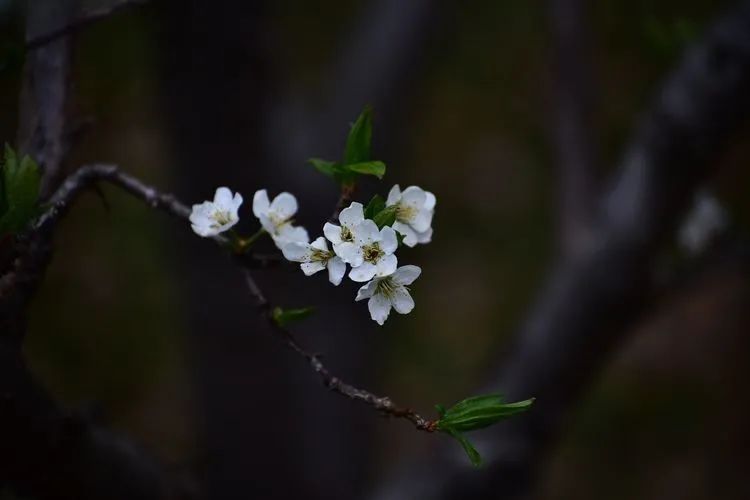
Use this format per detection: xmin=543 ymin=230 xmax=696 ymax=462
xmin=345 ymin=161 xmax=386 ymax=179
xmin=272 ymin=306 xmax=315 ymax=328
xmin=436 ymin=394 xmax=534 ymax=433
xmin=344 ymin=106 xmax=372 ymax=165
xmin=0 ymin=145 xmax=40 ymax=235
xmin=444 ymin=428 xmax=482 ymax=467
xmin=372 ymin=205 xmax=396 ymax=229
xmin=364 ymin=194 xmax=386 ymax=220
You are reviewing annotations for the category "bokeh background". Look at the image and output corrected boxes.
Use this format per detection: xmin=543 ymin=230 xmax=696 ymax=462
xmin=2 ymin=0 xmax=750 ymax=499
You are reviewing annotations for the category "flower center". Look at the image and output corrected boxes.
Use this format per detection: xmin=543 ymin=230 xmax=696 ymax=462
xmin=375 ymin=276 xmax=398 ymax=298
xmin=310 ymin=249 xmax=331 ymax=262
xmin=340 ymin=225 xmax=354 ymax=242
xmin=362 ymin=242 xmax=382 ymax=263
xmin=396 ymin=203 xmax=417 ymax=223
xmin=211 ymin=210 xmax=233 ymax=226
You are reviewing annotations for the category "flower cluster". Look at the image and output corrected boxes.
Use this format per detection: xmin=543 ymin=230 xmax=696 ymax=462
xmin=190 ymin=185 xmax=435 ymax=325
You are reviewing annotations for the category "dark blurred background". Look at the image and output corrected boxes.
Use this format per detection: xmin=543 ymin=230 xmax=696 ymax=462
xmin=2 ymin=0 xmax=750 ymax=499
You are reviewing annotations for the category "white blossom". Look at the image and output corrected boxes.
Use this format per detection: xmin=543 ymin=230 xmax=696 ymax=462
xmin=336 ymin=220 xmax=398 ymax=282
xmin=323 ymin=202 xmax=365 ymax=252
xmin=253 ymin=189 xmax=309 ymax=248
xmin=282 ymin=237 xmax=347 ymax=286
xmin=355 ymin=265 xmax=421 ymax=325
xmin=190 ymin=187 xmax=243 ymax=237
xmin=386 ymin=184 xmax=435 ymax=247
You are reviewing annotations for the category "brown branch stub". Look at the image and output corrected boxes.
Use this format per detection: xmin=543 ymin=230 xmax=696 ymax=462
xmin=330 ymin=182 xmax=357 ymax=223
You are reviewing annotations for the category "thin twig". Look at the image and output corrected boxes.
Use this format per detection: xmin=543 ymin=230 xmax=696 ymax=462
xmin=25 ymin=0 xmax=149 ymax=51
xmin=34 ymin=164 xmax=435 ymax=431
xmin=330 ymin=182 xmax=357 ymax=222
xmin=34 ymin=164 xmax=277 ymax=268
xmin=241 ymin=268 xmax=436 ymax=432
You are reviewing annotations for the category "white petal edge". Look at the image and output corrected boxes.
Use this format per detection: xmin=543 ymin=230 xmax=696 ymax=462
xmin=349 ymin=262 xmax=377 ymax=282
xmin=379 ymin=226 xmax=398 ymax=254
xmin=300 ymin=261 xmax=326 ymax=276
xmin=393 ymin=265 xmax=421 ymax=285
xmin=323 ymin=222 xmax=342 ymax=245
xmin=281 ymin=242 xmax=311 ymax=262
xmin=327 ymin=256 xmax=346 ymax=286
xmin=355 ymin=280 xmax=378 ymax=301
xmin=391 ymin=287 xmax=415 ymax=314
xmin=368 ymin=294 xmax=392 ymax=325
xmin=252 ymin=189 xmax=270 ymax=217
xmin=386 ymin=184 xmax=402 ymax=206
xmin=270 ymin=192 xmax=298 ymax=219
xmin=339 ymin=202 xmax=364 ymax=227
xmin=375 ymin=253 xmax=397 ymax=277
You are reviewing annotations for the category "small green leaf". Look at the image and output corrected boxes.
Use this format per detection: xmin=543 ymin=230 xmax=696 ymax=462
xmin=0 ymin=145 xmax=40 ymax=235
xmin=436 ymin=394 xmax=534 ymax=433
xmin=372 ymin=205 xmax=396 ymax=229
xmin=272 ymin=306 xmax=316 ymax=328
xmin=444 ymin=428 xmax=482 ymax=467
xmin=364 ymin=194 xmax=386 ymax=220
xmin=345 ymin=161 xmax=386 ymax=179
xmin=344 ymin=106 xmax=372 ymax=165
xmin=308 ymin=158 xmax=339 ymax=178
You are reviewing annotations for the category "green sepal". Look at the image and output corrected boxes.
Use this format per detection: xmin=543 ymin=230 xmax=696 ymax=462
xmin=364 ymin=194 xmax=386 ymax=220
xmin=372 ymin=205 xmax=396 ymax=229
xmin=272 ymin=306 xmax=316 ymax=328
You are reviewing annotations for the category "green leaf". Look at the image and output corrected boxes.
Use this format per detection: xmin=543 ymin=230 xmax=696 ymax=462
xmin=345 ymin=161 xmax=386 ymax=179
xmin=364 ymin=194 xmax=386 ymax=220
xmin=436 ymin=394 xmax=534 ymax=433
xmin=0 ymin=145 xmax=40 ymax=235
xmin=372 ymin=205 xmax=396 ymax=229
xmin=344 ymin=106 xmax=372 ymax=165
xmin=308 ymin=158 xmax=339 ymax=178
xmin=272 ymin=306 xmax=316 ymax=328
xmin=444 ymin=428 xmax=482 ymax=467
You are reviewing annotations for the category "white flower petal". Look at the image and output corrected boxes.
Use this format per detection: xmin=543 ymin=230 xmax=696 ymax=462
xmin=300 ymin=261 xmax=326 ymax=276
xmin=368 ymin=294 xmax=392 ymax=325
xmin=214 ymin=187 xmax=234 ymax=207
xmin=380 ymin=226 xmax=398 ymax=254
xmin=392 ymin=265 xmax=421 ymax=285
xmin=270 ymin=192 xmax=298 ymax=219
xmin=393 ymin=221 xmax=418 ymax=247
xmin=349 ymin=262 xmax=377 ymax=282
xmin=339 ymin=202 xmax=364 ymax=227
xmin=191 ymin=223 xmax=215 ymax=237
xmin=386 ymin=184 xmax=402 ymax=206
xmin=274 ymin=225 xmax=309 ymax=248
xmin=310 ymin=236 xmax=329 ymax=252
xmin=231 ymin=192 xmax=244 ymax=211
xmin=375 ymin=253 xmax=397 ymax=277
xmin=391 ymin=287 xmax=415 ymax=314
xmin=335 ymin=242 xmax=363 ymax=267
xmin=252 ymin=189 xmax=270 ymax=217
xmin=355 ymin=219 xmax=380 ymax=244
xmin=327 ymin=256 xmax=346 ymax=286
xmin=401 ymin=186 xmax=427 ymax=207
xmin=258 ymin=214 xmax=276 ymax=234
xmin=411 ymin=209 xmax=433 ymax=233
xmin=281 ymin=242 xmax=311 ymax=262
xmin=356 ymin=280 xmax=378 ymax=301
xmin=416 ymin=227 xmax=433 ymax=245
xmin=424 ymin=191 xmax=436 ymax=211
xmin=323 ymin=222 xmax=342 ymax=245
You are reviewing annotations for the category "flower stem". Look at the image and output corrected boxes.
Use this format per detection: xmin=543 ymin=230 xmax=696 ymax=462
xmin=232 ymin=227 xmax=266 ymax=253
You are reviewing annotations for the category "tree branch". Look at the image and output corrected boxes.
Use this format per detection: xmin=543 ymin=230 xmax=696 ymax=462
xmin=27 ymin=163 xmax=435 ymax=432
xmin=372 ymin=2 xmax=750 ymax=498
xmin=547 ymin=0 xmax=597 ymax=256
xmin=25 ymin=0 xmax=149 ymax=51
xmin=241 ymin=268 xmax=436 ymax=432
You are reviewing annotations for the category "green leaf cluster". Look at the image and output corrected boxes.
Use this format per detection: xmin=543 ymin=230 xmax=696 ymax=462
xmin=0 ymin=145 xmax=40 ymax=236
xmin=362 ymin=193 xmax=396 ymax=229
xmin=308 ymin=106 xmax=386 ymax=185
xmin=271 ymin=306 xmax=315 ymax=328
xmin=435 ymin=394 xmax=534 ymax=466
